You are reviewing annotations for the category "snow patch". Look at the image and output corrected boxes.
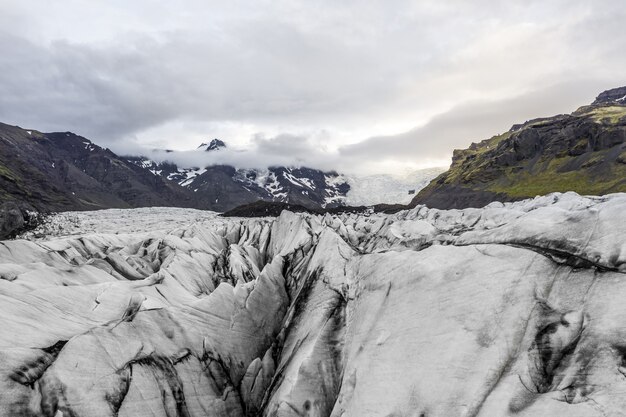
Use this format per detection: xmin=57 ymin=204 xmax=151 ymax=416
xmin=179 ymin=167 xmax=207 ymax=187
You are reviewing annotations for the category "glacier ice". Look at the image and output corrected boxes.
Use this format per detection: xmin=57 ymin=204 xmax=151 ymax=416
xmin=3 ymin=192 xmax=626 ymax=416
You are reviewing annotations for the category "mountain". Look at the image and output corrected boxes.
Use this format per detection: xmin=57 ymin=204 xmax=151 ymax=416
xmin=0 ymin=122 xmax=197 ymax=237
xmin=0 ymin=122 xmax=196 ymax=212
xmin=0 ymin=122 xmax=353 ymax=236
xmin=5 ymin=193 xmax=626 ymax=415
xmin=411 ymin=86 xmax=626 ymax=209
xmin=126 ymin=145 xmax=350 ymax=211
xmin=198 ymin=138 xmax=226 ymax=151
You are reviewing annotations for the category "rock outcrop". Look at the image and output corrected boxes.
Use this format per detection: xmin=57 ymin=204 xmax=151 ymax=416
xmin=2 ymin=192 xmax=626 ymax=415
xmin=592 ymin=86 xmax=626 ymax=105
xmin=411 ymin=86 xmax=626 ymax=209
xmin=0 ymin=202 xmax=25 ymax=239
xmin=198 ymin=139 xmax=227 ymax=151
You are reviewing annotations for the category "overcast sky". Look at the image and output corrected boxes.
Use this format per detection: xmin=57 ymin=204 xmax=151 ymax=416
xmin=1 ymin=0 xmax=625 ymax=175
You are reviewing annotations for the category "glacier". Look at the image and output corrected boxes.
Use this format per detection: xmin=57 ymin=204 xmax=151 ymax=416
xmin=2 ymin=192 xmax=626 ymax=416
xmin=343 ymin=167 xmax=445 ymax=206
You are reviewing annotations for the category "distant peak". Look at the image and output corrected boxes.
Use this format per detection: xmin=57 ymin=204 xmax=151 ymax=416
xmin=592 ymin=86 xmax=626 ymax=105
xmin=198 ymin=139 xmax=226 ymax=151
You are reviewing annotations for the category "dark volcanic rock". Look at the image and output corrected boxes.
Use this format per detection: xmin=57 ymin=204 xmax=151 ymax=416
xmin=592 ymin=86 xmax=626 ymax=105
xmin=221 ymin=200 xmax=313 ymax=217
xmin=0 ymin=202 xmax=24 ymax=239
xmin=409 ymin=184 xmax=509 ymax=210
xmin=222 ymin=200 xmax=408 ymax=218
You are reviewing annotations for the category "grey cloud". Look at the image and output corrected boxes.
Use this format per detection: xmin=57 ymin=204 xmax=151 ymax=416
xmin=0 ymin=34 xmax=182 ymax=139
xmin=0 ymin=13 xmax=424 ymax=142
xmin=1 ymin=0 xmax=626 ymax=174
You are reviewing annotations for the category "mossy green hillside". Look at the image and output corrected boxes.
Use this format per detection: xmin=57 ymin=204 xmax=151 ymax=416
xmin=412 ymin=100 xmax=626 ymax=209
xmin=444 ymin=131 xmax=512 ymax=184
xmin=0 ymin=163 xmax=18 ymax=182
xmin=487 ymin=152 xmax=626 ymax=198
xmin=583 ymin=106 xmax=626 ymax=124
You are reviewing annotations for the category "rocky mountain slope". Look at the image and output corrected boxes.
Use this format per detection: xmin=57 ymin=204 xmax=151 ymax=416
xmin=1 ymin=192 xmax=626 ymax=415
xmin=412 ymin=86 xmax=626 ymax=209
xmin=0 ymin=123 xmax=198 ymax=212
xmin=0 ymin=122 xmax=197 ymax=237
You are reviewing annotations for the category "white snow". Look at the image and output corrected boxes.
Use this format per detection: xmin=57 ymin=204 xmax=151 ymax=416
xmin=298 ymin=177 xmax=316 ymax=190
xmin=280 ymin=169 xmax=316 ymax=191
xmin=139 ymin=159 xmax=153 ymax=169
xmin=178 ymin=167 xmax=207 ymax=187
xmin=251 ymin=170 xmax=287 ymax=200
xmin=322 ymin=173 xmax=348 ymax=207
xmin=82 ymin=141 xmax=96 ymax=152
xmin=282 ymin=171 xmax=304 ymax=187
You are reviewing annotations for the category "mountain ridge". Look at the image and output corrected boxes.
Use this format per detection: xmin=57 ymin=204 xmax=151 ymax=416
xmin=0 ymin=123 xmax=196 ymax=211
xmin=0 ymin=123 xmax=355 ymax=236
xmin=411 ymin=86 xmax=626 ymax=209
xmin=125 ymin=146 xmax=351 ymax=211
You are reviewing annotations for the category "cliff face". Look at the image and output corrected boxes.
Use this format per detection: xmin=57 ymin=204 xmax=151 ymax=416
xmin=3 ymin=193 xmax=626 ymax=416
xmin=411 ymin=87 xmax=626 ymax=209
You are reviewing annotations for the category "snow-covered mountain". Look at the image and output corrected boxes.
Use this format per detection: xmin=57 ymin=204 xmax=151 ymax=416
xmin=127 ymin=140 xmax=351 ymax=211
xmin=128 ymin=157 xmax=350 ymax=211
xmin=6 ymin=192 xmax=626 ymax=415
